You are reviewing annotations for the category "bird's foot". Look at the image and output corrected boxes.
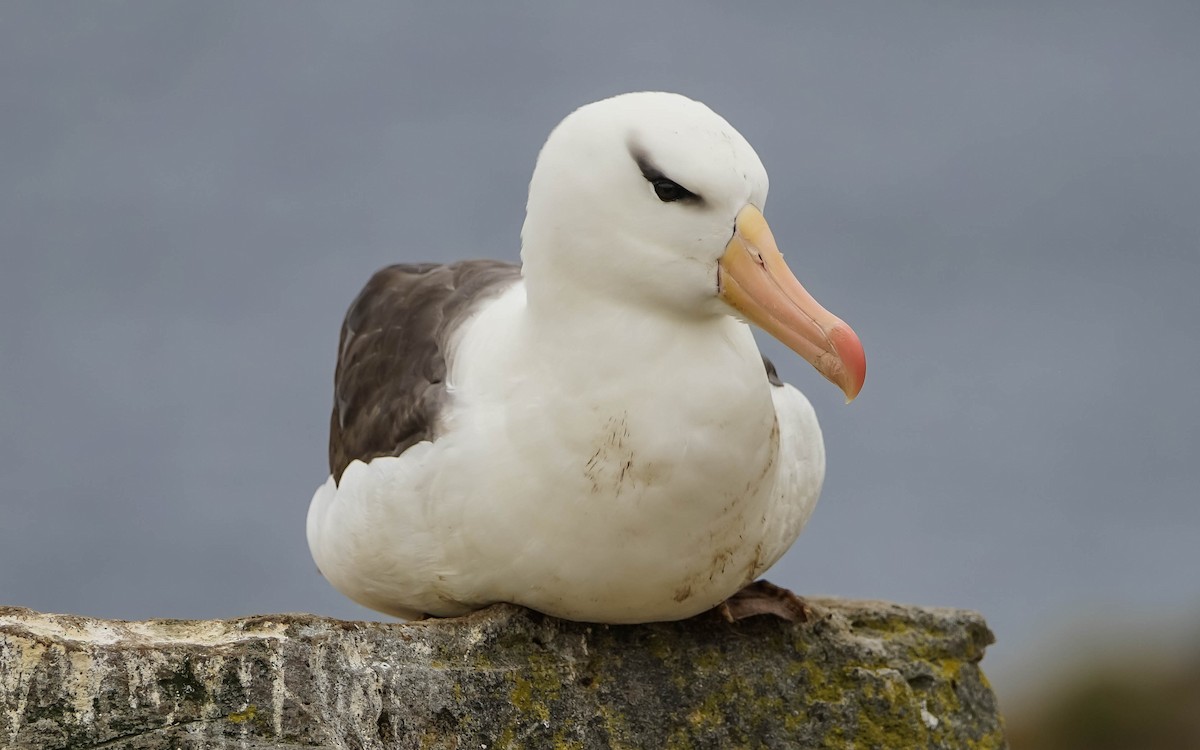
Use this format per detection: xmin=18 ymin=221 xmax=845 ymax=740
xmin=716 ymin=580 xmax=811 ymax=623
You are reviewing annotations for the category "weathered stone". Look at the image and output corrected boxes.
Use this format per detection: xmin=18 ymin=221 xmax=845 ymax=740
xmin=0 ymin=598 xmax=1006 ymax=749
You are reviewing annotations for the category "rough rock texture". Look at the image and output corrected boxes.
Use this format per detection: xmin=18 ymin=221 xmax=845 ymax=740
xmin=0 ymin=599 xmax=1006 ymax=749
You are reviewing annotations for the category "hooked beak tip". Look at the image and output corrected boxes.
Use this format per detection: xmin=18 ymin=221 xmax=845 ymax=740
xmin=828 ymin=324 xmax=866 ymax=403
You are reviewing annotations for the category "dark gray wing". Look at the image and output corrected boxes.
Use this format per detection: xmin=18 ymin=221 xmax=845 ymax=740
xmin=328 ymin=260 xmax=521 ymax=483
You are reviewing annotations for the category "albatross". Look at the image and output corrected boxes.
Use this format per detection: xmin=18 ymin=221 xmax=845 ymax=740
xmin=307 ymin=92 xmax=865 ymax=624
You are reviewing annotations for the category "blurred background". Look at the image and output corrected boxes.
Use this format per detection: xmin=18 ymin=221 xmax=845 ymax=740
xmin=2 ymin=2 xmax=1198 ymax=745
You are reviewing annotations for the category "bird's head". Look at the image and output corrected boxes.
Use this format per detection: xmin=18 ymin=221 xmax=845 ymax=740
xmin=521 ymin=91 xmax=865 ymax=401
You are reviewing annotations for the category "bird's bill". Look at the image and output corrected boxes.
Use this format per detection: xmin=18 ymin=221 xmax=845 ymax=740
xmin=717 ymin=205 xmax=866 ymax=402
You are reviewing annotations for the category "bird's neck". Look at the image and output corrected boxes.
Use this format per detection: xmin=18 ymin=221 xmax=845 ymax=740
xmin=520 ymin=224 xmax=721 ymax=324
xmin=512 ymin=277 xmax=773 ymax=435
xmin=522 ymin=280 xmax=727 ymax=371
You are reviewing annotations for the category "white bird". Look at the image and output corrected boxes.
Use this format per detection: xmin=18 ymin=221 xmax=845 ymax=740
xmin=307 ymin=92 xmax=865 ymax=624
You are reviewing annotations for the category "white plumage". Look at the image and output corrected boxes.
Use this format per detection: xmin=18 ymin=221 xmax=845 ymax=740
xmin=307 ymin=92 xmax=863 ymax=623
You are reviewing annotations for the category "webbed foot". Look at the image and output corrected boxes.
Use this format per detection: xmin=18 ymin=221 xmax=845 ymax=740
xmin=716 ymin=579 xmax=811 ymax=623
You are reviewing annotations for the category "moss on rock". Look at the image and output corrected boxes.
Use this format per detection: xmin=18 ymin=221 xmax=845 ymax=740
xmin=0 ymin=598 xmax=1005 ymax=748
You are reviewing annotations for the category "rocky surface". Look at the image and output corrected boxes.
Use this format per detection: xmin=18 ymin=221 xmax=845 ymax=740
xmin=0 ymin=598 xmax=1006 ymax=749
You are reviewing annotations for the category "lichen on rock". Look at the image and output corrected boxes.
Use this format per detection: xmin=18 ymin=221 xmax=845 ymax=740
xmin=0 ymin=598 xmax=1006 ymax=749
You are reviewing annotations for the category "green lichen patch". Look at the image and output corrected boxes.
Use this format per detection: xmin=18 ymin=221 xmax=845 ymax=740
xmin=1 ymin=598 xmax=1006 ymax=749
xmin=226 ymin=704 xmax=257 ymax=723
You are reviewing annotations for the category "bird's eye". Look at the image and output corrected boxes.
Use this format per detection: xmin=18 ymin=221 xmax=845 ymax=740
xmin=652 ymin=177 xmax=698 ymax=203
xmin=631 ymin=149 xmax=702 ymax=204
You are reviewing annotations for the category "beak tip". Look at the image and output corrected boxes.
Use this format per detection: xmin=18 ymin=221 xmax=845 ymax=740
xmin=829 ymin=324 xmax=866 ymax=404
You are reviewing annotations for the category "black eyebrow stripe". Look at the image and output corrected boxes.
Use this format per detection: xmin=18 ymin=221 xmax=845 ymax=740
xmin=632 ymin=149 xmax=666 ymax=182
xmin=627 ymin=141 xmax=704 ymax=203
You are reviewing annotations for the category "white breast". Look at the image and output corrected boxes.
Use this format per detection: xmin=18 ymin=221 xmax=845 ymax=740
xmin=307 ymin=283 xmax=826 ymax=622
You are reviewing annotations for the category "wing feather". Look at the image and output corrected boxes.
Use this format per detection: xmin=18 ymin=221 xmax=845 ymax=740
xmin=328 ymin=260 xmax=520 ymax=482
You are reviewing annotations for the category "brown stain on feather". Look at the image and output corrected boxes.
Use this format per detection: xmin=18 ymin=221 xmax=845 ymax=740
xmin=583 ymin=413 xmax=638 ymax=497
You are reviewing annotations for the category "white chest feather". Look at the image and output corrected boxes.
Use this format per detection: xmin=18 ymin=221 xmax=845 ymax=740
xmin=307 ymin=284 xmax=825 ymax=622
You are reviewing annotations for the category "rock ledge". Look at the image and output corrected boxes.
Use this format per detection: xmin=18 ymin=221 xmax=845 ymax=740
xmin=0 ymin=598 xmax=1005 ymax=749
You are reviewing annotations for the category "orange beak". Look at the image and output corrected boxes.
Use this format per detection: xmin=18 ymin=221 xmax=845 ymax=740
xmin=718 ymin=205 xmax=866 ymax=402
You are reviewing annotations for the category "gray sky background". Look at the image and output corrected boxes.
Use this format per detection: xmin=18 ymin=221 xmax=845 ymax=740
xmin=2 ymin=2 xmax=1198 ymax=707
